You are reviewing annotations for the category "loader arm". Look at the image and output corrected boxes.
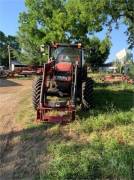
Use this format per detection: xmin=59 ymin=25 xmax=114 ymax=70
xmin=40 ymin=60 xmax=55 ymax=107
xmin=72 ymin=62 xmax=78 ymax=106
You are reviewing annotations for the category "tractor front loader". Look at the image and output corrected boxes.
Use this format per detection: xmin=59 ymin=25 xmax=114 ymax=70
xmin=32 ymin=43 xmax=93 ymax=123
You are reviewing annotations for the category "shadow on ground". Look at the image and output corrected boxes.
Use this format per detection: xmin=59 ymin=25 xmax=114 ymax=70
xmin=78 ymin=82 xmax=134 ymax=119
xmin=0 ymin=123 xmax=56 ymax=179
xmin=94 ymin=81 xmax=125 ymax=87
xmin=0 ymin=118 xmax=134 ymax=179
xmin=0 ymin=79 xmax=22 ymax=87
xmin=94 ymin=89 xmax=134 ymax=111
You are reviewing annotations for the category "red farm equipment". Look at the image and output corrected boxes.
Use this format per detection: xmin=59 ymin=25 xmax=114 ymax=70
xmin=32 ymin=43 xmax=93 ymax=123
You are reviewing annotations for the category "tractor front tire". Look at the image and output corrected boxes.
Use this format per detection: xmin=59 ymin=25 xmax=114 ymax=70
xmin=81 ymin=77 xmax=93 ymax=110
xmin=32 ymin=76 xmax=42 ymax=110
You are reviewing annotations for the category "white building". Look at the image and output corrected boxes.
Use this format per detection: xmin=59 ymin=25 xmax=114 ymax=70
xmin=116 ymin=48 xmax=133 ymax=65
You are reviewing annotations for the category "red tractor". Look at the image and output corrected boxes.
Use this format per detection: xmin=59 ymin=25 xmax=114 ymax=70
xmin=32 ymin=43 xmax=93 ymax=123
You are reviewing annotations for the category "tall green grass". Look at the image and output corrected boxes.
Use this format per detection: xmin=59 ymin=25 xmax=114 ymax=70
xmin=44 ymin=136 xmax=134 ymax=180
xmin=42 ymin=81 xmax=134 ymax=180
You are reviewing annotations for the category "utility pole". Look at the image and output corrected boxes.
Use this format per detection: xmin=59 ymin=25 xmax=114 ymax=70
xmin=8 ymin=45 xmax=11 ymax=70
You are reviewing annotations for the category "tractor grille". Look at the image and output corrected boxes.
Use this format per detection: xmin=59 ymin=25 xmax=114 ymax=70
xmin=54 ymin=71 xmax=72 ymax=81
xmin=55 ymin=71 xmax=70 ymax=76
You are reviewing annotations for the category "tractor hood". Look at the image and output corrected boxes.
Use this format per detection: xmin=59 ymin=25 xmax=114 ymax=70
xmin=55 ymin=62 xmax=73 ymax=72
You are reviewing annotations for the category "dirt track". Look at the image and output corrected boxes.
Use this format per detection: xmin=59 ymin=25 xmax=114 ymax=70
xmin=0 ymin=78 xmax=32 ymax=179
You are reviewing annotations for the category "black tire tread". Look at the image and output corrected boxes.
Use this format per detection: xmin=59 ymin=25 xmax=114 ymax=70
xmin=81 ymin=77 xmax=93 ymax=110
xmin=32 ymin=76 xmax=42 ymax=110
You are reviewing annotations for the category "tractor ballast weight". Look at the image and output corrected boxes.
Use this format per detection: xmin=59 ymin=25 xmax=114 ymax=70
xmin=32 ymin=43 xmax=93 ymax=123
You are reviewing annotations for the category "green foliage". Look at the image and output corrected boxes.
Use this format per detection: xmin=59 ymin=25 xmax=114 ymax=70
xmin=128 ymin=63 xmax=134 ymax=78
xmin=18 ymin=0 xmax=111 ymax=65
xmin=45 ymin=138 xmax=134 ymax=179
xmin=80 ymin=0 xmax=134 ymax=48
xmin=0 ymin=31 xmax=20 ymax=66
xmin=18 ymin=0 xmax=134 ymax=65
xmin=85 ymin=37 xmax=111 ymax=70
xmin=105 ymin=0 xmax=134 ymax=48
xmin=0 ymin=31 xmax=8 ymax=66
xmin=66 ymin=0 xmax=134 ymax=48
xmin=18 ymin=0 xmax=66 ymax=65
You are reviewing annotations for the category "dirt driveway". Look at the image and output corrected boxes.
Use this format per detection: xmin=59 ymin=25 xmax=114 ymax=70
xmin=0 ymin=78 xmax=32 ymax=179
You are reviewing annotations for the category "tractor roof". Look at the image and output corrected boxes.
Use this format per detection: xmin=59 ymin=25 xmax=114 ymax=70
xmin=51 ymin=43 xmax=82 ymax=48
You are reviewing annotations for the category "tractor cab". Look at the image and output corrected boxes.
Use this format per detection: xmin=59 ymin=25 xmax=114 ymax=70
xmin=49 ymin=44 xmax=82 ymax=65
xmin=47 ymin=44 xmax=86 ymax=93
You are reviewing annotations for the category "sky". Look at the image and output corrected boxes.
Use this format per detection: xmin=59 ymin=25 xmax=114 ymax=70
xmin=0 ymin=0 xmax=133 ymax=62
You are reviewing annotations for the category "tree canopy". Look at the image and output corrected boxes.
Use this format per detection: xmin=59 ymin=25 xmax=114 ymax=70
xmin=0 ymin=31 xmax=20 ymax=66
xmin=85 ymin=37 xmax=111 ymax=70
xmin=18 ymin=0 xmax=133 ymax=66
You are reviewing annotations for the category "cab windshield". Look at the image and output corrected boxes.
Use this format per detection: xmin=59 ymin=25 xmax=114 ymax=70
xmin=51 ymin=47 xmax=81 ymax=64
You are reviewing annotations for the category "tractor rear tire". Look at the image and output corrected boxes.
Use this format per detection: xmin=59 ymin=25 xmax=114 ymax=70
xmin=81 ymin=77 xmax=93 ymax=110
xmin=32 ymin=76 xmax=42 ymax=110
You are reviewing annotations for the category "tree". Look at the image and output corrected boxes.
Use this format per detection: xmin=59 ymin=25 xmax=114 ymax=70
xmin=106 ymin=0 xmax=134 ymax=48
xmin=85 ymin=37 xmax=111 ymax=70
xmin=128 ymin=63 xmax=134 ymax=78
xmin=18 ymin=0 xmax=111 ymax=65
xmin=18 ymin=0 xmax=134 ymax=66
xmin=63 ymin=0 xmax=134 ymax=48
xmin=18 ymin=0 xmax=66 ymax=65
xmin=78 ymin=0 xmax=134 ymax=48
xmin=0 ymin=31 xmax=8 ymax=66
xmin=0 ymin=31 xmax=20 ymax=66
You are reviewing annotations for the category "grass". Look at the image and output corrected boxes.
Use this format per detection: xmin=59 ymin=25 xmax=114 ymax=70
xmin=16 ymin=89 xmax=35 ymax=128
xmin=16 ymin=73 xmax=134 ymax=180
